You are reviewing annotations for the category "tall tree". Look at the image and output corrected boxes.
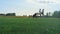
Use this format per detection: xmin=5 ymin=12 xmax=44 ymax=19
xmin=53 ymin=11 xmax=60 ymax=18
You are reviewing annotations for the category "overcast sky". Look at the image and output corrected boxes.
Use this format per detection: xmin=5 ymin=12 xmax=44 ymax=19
xmin=0 ymin=0 xmax=60 ymax=16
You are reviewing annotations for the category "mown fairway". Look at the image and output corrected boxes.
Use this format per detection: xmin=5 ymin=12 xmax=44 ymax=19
xmin=0 ymin=17 xmax=60 ymax=34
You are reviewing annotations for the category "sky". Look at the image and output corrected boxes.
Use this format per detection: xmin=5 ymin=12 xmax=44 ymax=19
xmin=0 ymin=0 xmax=60 ymax=16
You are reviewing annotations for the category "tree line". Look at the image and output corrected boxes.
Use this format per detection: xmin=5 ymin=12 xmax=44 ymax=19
xmin=52 ymin=11 xmax=60 ymax=18
xmin=45 ymin=11 xmax=60 ymax=18
xmin=32 ymin=10 xmax=60 ymax=18
xmin=0 ymin=10 xmax=60 ymax=18
xmin=0 ymin=13 xmax=16 ymax=16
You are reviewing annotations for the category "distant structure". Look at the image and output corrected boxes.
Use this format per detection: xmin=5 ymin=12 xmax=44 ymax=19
xmin=39 ymin=9 xmax=44 ymax=17
xmin=33 ymin=9 xmax=44 ymax=18
xmin=33 ymin=13 xmax=37 ymax=17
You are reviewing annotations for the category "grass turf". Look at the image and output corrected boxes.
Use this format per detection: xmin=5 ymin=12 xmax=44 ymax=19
xmin=0 ymin=17 xmax=60 ymax=34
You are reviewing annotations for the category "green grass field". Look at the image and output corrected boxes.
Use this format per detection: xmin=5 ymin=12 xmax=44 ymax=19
xmin=0 ymin=17 xmax=60 ymax=34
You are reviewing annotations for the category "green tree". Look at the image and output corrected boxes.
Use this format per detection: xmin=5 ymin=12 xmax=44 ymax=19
xmin=53 ymin=11 xmax=60 ymax=18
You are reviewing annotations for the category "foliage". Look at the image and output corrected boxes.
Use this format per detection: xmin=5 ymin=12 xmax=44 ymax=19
xmin=53 ymin=11 xmax=60 ymax=18
xmin=6 ymin=13 xmax=16 ymax=16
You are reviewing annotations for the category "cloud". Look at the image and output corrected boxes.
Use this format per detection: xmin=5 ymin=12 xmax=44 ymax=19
xmin=24 ymin=0 xmax=56 ymax=15
xmin=26 ymin=0 xmax=60 ymax=4
xmin=0 ymin=0 xmax=60 ymax=16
